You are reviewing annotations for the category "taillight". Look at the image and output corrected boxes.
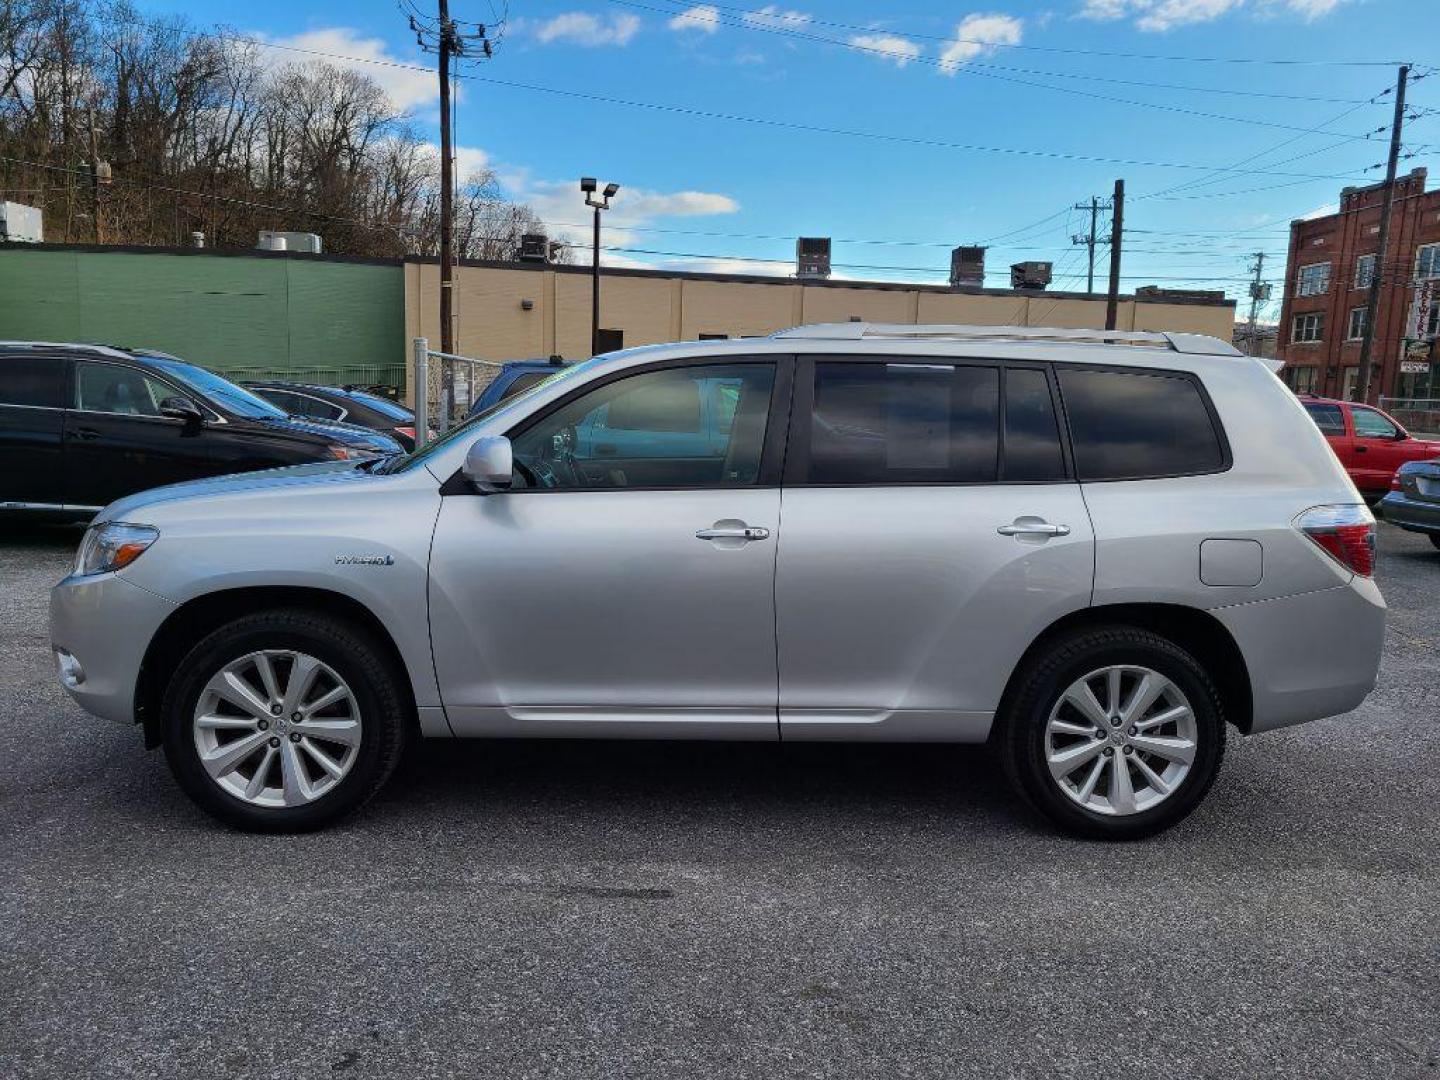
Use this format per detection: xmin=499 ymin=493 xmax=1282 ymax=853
xmin=1294 ymin=504 xmax=1375 ymax=577
xmin=395 ymin=425 xmax=415 ymax=441
xmin=1389 ymin=473 xmax=1402 ymax=491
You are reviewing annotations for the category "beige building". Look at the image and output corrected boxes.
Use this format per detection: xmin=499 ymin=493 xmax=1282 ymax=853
xmin=403 ymin=258 xmax=1236 ymax=403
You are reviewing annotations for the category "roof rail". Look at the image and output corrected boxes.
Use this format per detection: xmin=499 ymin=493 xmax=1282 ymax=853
xmin=769 ymin=323 xmax=1242 ymax=357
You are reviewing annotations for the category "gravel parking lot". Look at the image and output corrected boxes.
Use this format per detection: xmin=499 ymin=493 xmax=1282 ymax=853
xmin=2 ymin=522 xmax=1438 ymax=1080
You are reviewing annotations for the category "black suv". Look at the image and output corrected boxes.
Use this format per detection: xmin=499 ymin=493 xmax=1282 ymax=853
xmin=0 ymin=343 xmax=402 ymax=516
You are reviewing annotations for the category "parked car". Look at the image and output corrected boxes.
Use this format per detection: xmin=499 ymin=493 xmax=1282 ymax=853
xmin=1378 ymin=458 xmax=1440 ymax=548
xmin=0 ymin=342 xmax=402 ymax=516
xmin=244 ymin=381 xmax=427 ymax=451
xmin=466 ymin=357 xmax=570 ymax=417
xmin=51 ymin=324 xmax=1385 ymax=839
xmin=1298 ymin=394 xmax=1440 ymax=500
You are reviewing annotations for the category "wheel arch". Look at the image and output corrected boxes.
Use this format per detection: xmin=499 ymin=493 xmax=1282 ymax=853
xmin=997 ymin=603 xmax=1253 ymax=735
xmin=135 ymin=586 xmax=418 ymax=749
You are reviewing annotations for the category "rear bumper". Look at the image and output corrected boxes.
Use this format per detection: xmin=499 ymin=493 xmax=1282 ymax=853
xmin=1379 ymin=491 xmax=1440 ymax=534
xmin=49 ymin=572 xmax=177 ymax=726
xmin=1211 ymin=578 xmax=1385 ymax=735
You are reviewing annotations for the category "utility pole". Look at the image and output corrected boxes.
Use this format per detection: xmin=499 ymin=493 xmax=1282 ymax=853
xmin=1356 ymin=63 xmax=1409 ymax=405
xmin=1071 ymin=196 xmax=1107 ymax=295
xmin=85 ymin=107 xmax=110 ymax=245
xmin=409 ymin=3 xmax=492 ymax=415
xmin=1245 ymin=252 xmax=1270 ymax=355
xmin=1105 ymin=179 xmax=1125 ymax=331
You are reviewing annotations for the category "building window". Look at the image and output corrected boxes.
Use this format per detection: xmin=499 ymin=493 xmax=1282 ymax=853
xmin=1287 ymin=366 xmax=1319 ymax=395
xmin=1354 ymin=254 xmax=1376 ymax=290
xmin=1292 ymin=312 xmax=1324 ymax=344
xmin=1417 ymin=244 xmax=1440 ymax=281
xmin=697 ymin=333 xmax=729 ymax=340
xmin=1347 ymin=307 xmax=1368 ymax=341
xmin=1296 ymin=263 xmax=1330 ymax=297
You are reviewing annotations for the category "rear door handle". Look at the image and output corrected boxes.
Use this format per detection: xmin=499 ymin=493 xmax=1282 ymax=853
xmin=696 ymin=525 xmax=770 ymax=541
xmin=997 ymin=521 xmax=1070 ymax=537
xmin=1353 ymin=446 xmax=1367 ymax=453
xmin=74 ymin=427 xmax=101 ymax=441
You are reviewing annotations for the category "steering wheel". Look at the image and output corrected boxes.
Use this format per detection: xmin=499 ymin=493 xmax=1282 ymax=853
xmin=522 ymin=425 xmax=584 ymax=489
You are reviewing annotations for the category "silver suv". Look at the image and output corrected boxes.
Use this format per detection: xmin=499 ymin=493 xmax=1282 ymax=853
xmin=50 ymin=324 xmax=1385 ymax=838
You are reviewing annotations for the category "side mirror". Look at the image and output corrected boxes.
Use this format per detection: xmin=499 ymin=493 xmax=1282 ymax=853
xmin=462 ymin=435 xmax=513 ymax=493
xmin=159 ymin=396 xmax=203 ymax=424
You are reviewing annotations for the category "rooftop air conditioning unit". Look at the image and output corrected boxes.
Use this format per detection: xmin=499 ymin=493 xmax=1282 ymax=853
xmin=517 ymin=233 xmax=550 ymax=262
xmin=0 ymin=202 xmax=43 ymax=244
xmin=796 ymin=237 xmax=832 ymax=279
xmin=950 ymin=246 xmax=985 ymax=288
xmin=257 ymin=231 xmax=322 ymax=254
xmin=1010 ymin=261 xmax=1053 ymax=290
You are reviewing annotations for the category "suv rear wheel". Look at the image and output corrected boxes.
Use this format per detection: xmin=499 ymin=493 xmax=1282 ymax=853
xmin=161 ymin=610 xmax=409 ymax=832
xmin=997 ymin=626 xmax=1226 ymax=840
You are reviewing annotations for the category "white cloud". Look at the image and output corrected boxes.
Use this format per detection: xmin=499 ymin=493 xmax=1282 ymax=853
xmin=1079 ymin=0 xmax=1343 ymax=31
xmin=669 ymin=5 xmax=721 ymax=33
xmin=742 ymin=6 xmax=812 ymax=30
xmin=261 ymin=28 xmax=435 ymax=112
xmin=531 ymin=12 xmax=642 ymax=46
xmin=509 ymin=181 xmax=740 ymax=268
xmin=938 ymin=14 xmax=1023 ymax=75
xmin=849 ymin=33 xmax=922 ymax=68
xmin=423 ymin=143 xmax=491 ymax=183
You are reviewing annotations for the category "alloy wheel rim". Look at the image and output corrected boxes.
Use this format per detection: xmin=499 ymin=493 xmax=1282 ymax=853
xmin=1044 ymin=664 xmax=1198 ymax=817
xmin=192 ymin=650 xmax=362 ymax=808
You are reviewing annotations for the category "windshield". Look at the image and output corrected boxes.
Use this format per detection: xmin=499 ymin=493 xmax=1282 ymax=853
xmin=139 ymin=354 xmax=289 ymax=419
xmin=389 ymin=361 xmax=592 ymax=474
xmin=349 ymin=391 xmax=413 ymax=421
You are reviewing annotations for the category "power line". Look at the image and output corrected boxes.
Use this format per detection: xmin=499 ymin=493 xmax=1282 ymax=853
xmin=623 ymin=0 xmax=1409 ymax=68
xmin=471 ymin=75 xmax=1376 ymax=184
xmin=605 ymin=0 xmax=1392 ymax=139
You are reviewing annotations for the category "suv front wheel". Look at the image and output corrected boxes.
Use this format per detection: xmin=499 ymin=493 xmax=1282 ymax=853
xmin=997 ymin=626 xmax=1226 ymax=840
xmin=161 ymin=610 xmax=409 ymax=832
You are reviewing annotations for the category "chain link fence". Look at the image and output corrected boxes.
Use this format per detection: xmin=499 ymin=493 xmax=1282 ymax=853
xmin=1379 ymin=397 xmax=1440 ymax=437
xmin=411 ymin=339 xmax=507 ymax=445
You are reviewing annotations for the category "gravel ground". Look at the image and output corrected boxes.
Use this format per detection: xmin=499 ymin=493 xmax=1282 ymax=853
xmin=1 ymin=521 xmax=1438 ymax=1080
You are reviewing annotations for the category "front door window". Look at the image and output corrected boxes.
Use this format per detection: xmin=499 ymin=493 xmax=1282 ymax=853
xmin=511 ymin=363 xmax=776 ymax=490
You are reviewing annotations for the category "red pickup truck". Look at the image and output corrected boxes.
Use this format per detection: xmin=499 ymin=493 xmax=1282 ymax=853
xmin=1300 ymin=395 xmax=1440 ymax=499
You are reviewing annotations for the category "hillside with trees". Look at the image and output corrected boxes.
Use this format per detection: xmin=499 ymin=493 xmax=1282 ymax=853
xmin=0 ymin=0 xmax=560 ymax=259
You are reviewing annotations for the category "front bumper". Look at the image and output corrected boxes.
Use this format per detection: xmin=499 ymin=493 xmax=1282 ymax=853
xmin=1212 ymin=576 xmax=1386 ymax=735
xmin=1379 ymin=491 xmax=1440 ymax=534
xmin=49 ymin=572 xmax=177 ymax=726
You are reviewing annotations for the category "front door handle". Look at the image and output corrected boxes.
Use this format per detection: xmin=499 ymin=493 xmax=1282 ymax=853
xmin=74 ymin=427 xmax=101 ymax=441
xmin=696 ymin=522 xmax=770 ymax=542
xmin=1353 ymin=445 xmax=1367 ymax=453
xmin=997 ymin=520 xmax=1070 ymax=538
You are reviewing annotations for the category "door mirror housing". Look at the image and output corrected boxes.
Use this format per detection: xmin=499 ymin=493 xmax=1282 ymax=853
xmin=462 ymin=435 xmax=514 ymax=493
xmin=159 ymin=396 xmax=203 ymax=425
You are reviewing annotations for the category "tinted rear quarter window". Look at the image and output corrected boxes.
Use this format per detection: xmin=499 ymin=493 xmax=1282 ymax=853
xmin=1303 ymin=402 xmax=1346 ymax=436
xmin=0 ymin=356 xmax=67 ymax=408
xmin=1059 ymin=368 xmax=1225 ymax=481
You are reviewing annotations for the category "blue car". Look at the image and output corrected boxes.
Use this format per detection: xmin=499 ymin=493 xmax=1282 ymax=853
xmin=1379 ymin=458 xmax=1440 ymax=550
xmin=468 ymin=358 xmax=570 ymax=417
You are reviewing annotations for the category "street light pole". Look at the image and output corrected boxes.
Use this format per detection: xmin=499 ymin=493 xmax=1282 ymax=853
xmin=581 ymin=177 xmax=620 ymax=356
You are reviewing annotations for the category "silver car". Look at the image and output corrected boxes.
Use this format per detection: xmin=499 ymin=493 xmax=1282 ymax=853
xmin=50 ymin=324 xmax=1385 ymax=838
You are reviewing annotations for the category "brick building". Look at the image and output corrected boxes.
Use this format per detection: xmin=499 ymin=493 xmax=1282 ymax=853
xmin=1277 ymin=167 xmax=1440 ymax=402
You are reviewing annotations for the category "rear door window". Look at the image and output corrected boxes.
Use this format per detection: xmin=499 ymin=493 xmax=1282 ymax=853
xmin=1303 ymin=402 xmax=1346 ymax=436
xmin=804 ymin=362 xmax=1000 ymax=485
xmin=1058 ymin=367 xmax=1226 ymax=481
xmin=1003 ymin=367 xmax=1066 ymax=482
xmin=0 ymin=356 xmax=67 ymax=408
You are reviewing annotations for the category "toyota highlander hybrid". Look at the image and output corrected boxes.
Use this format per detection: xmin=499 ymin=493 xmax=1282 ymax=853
xmin=50 ymin=324 xmax=1386 ymax=838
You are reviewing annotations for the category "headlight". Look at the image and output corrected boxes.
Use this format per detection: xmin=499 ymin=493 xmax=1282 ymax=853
xmin=74 ymin=522 xmax=159 ymax=577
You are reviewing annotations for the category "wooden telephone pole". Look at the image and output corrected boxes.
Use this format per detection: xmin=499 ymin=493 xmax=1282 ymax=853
xmin=1356 ymin=64 xmax=1409 ymax=405
xmin=1104 ymin=179 xmax=1125 ymax=331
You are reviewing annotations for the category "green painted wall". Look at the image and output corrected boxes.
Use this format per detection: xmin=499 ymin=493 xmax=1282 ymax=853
xmin=0 ymin=248 xmax=405 ymax=389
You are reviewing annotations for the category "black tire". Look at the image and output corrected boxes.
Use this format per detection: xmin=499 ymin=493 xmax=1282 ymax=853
xmin=1428 ymin=533 xmax=1440 ymax=551
xmin=996 ymin=626 xmax=1226 ymax=841
xmin=161 ymin=610 xmax=410 ymax=832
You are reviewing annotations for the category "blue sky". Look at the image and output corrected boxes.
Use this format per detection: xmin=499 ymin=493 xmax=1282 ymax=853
xmin=143 ymin=0 xmax=1436 ymax=319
